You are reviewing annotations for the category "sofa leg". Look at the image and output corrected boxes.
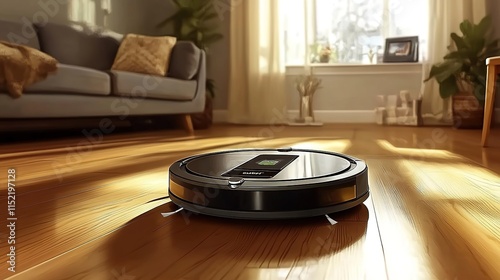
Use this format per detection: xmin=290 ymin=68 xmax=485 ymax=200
xmin=182 ymin=114 xmax=194 ymax=135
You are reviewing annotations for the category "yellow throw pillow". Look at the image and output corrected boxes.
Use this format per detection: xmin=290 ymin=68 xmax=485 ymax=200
xmin=111 ymin=34 xmax=177 ymax=76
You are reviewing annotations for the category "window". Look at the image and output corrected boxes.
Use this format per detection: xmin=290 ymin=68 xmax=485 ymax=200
xmin=283 ymin=0 xmax=428 ymax=65
xmin=68 ymin=0 xmax=96 ymax=26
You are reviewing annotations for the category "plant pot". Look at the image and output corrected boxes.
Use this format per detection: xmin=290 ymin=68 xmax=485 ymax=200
xmin=452 ymin=94 xmax=484 ymax=129
xmin=191 ymin=96 xmax=213 ymax=130
xmin=319 ymin=55 xmax=330 ymax=63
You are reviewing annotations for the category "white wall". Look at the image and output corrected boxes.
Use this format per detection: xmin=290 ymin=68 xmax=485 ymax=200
xmin=286 ymin=64 xmax=422 ymax=111
xmin=0 ymin=0 xmax=70 ymax=23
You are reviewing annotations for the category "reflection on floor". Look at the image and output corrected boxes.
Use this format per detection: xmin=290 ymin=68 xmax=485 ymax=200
xmin=0 ymin=124 xmax=499 ymax=280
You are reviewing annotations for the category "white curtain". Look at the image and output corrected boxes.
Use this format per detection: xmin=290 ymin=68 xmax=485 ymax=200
xmin=227 ymin=0 xmax=287 ymax=124
xmin=421 ymin=0 xmax=486 ymax=125
xmin=68 ymin=0 xmax=96 ymax=26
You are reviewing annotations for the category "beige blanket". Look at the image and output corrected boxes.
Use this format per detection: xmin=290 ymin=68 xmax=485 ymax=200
xmin=0 ymin=41 xmax=58 ymax=98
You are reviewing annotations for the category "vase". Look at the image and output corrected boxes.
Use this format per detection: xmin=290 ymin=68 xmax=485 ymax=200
xmin=299 ymin=95 xmax=315 ymax=123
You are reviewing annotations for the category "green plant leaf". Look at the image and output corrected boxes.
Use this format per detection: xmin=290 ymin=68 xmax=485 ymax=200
xmin=426 ymin=60 xmax=463 ymax=83
xmin=202 ymin=33 xmax=224 ymax=44
xmin=172 ymin=0 xmax=188 ymax=8
xmin=451 ymin=33 xmax=467 ymax=50
xmin=425 ymin=65 xmax=440 ymax=82
xmin=470 ymin=67 xmax=487 ymax=84
xmin=173 ymin=0 xmax=196 ymax=9
xmin=475 ymin=16 xmax=492 ymax=38
xmin=443 ymin=51 xmax=462 ymax=60
xmin=200 ymin=12 xmax=219 ymax=22
xmin=460 ymin=20 xmax=474 ymax=37
xmin=439 ymin=75 xmax=459 ymax=99
xmin=195 ymin=6 xmax=219 ymax=21
xmin=469 ymin=38 xmax=486 ymax=57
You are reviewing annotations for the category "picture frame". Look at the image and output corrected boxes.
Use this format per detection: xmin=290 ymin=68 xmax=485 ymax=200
xmin=383 ymin=36 xmax=419 ymax=63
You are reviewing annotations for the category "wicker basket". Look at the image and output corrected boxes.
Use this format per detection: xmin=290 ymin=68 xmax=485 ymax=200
xmin=452 ymin=94 xmax=484 ymax=129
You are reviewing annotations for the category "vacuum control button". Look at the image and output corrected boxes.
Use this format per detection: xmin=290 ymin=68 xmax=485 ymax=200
xmin=228 ymin=177 xmax=245 ymax=188
xmin=277 ymin=147 xmax=293 ymax=152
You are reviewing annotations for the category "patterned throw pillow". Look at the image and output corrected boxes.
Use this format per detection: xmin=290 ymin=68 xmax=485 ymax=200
xmin=111 ymin=34 xmax=177 ymax=76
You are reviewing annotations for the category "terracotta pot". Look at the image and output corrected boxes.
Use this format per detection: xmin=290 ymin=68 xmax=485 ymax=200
xmin=191 ymin=96 xmax=213 ymax=129
xmin=452 ymin=94 xmax=484 ymax=129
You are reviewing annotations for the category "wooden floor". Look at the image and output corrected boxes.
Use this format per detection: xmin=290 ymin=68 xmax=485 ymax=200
xmin=1 ymin=124 xmax=499 ymax=280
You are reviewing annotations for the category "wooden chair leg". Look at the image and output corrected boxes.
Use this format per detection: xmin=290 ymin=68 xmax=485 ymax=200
xmin=182 ymin=114 xmax=194 ymax=135
xmin=482 ymin=64 xmax=497 ymax=147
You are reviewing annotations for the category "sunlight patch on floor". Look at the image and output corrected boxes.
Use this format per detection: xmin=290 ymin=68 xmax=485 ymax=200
xmin=54 ymin=168 xmax=169 ymax=233
xmin=409 ymin=161 xmax=500 ymax=199
xmin=291 ymin=140 xmax=351 ymax=153
xmin=6 ymin=137 xmax=264 ymax=186
xmin=376 ymin=140 xmax=459 ymax=160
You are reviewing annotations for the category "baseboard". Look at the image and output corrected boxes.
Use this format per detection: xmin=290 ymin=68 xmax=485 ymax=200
xmin=215 ymin=109 xmax=500 ymax=124
xmin=213 ymin=110 xmax=375 ymax=123
xmin=287 ymin=110 xmax=375 ymax=123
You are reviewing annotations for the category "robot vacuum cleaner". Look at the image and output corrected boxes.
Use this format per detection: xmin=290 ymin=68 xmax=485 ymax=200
xmin=168 ymin=148 xmax=369 ymax=219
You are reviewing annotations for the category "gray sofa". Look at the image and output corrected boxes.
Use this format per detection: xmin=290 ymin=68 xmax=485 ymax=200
xmin=0 ymin=19 xmax=205 ymax=131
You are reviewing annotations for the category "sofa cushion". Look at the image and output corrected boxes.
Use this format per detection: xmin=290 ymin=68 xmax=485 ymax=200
xmin=110 ymin=70 xmax=197 ymax=101
xmin=112 ymin=34 xmax=177 ymax=76
xmin=0 ymin=19 xmax=40 ymax=49
xmin=168 ymin=41 xmax=201 ymax=80
xmin=35 ymin=22 xmax=123 ymax=70
xmin=25 ymin=64 xmax=111 ymax=96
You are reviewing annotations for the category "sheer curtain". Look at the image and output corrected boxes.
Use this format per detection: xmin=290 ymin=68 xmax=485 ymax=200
xmin=227 ymin=0 xmax=288 ymax=124
xmin=68 ymin=0 xmax=96 ymax=26
xmin=420 ymin=0 xmax=486 ymax=125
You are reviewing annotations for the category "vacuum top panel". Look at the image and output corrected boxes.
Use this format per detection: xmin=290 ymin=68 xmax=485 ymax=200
xmin=185 ymin=149 xmax=353 ymax=180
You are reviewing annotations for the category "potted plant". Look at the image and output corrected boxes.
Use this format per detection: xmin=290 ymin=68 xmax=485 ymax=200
xmin=319 ymin=46 xmax=332 ymax=63
xmin=424 ymin=16 xmax=500 ymax=128
xmin=158 ymin=0 xmax=223 ymax=129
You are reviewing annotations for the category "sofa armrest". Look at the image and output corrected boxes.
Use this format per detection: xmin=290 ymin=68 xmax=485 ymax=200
xmin=188 ymin=50 xmax=206 ymax=113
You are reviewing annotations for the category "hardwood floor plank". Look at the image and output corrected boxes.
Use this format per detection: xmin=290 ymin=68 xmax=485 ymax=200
xmin=368 ymin=157 xmax=500 ymax=280
xmin=0 ymin=124 xmax=498 ymax=280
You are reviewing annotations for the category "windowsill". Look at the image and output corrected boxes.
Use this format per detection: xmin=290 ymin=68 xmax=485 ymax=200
xmin=285 ymin=62 xmax=423 ymax=76
xmin=286 ymin=62 xmax=423 ymax=67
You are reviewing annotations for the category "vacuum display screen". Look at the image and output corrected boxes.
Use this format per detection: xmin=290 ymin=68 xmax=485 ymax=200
xmin=222 ymin=154 xmax=299 ymax=178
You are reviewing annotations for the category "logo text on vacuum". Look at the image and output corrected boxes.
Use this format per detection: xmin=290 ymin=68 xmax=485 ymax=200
xmin=243 ymin=171 xmax=264 ymax=175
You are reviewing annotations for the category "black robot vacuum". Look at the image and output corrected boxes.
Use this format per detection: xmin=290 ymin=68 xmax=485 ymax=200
xmin=168 ymin=148 xmax=369 ymax=219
